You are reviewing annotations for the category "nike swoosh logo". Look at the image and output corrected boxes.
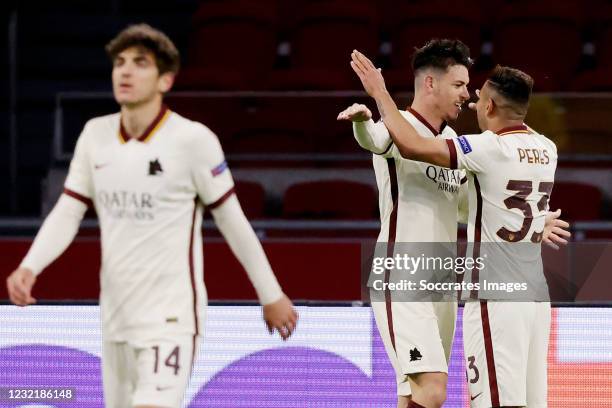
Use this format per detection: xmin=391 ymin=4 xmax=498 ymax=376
xmin=156 ymin=386 xmax=173 ymax=391
xmin=94 ymin=163 xmax=110 ymax=170
xmin=470 ymin=392 xmax=482 ymax=401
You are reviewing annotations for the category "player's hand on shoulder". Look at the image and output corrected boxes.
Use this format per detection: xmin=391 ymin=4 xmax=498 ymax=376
xmin=337 ymin=103 xmax=372 ymax=122
xmin=6 ymin=267 xmax=37 ymax=306
xmin=543 ymin=209 xmax=571 ymax=250
xmin=263 ymin=294 xmax=298 ymax=341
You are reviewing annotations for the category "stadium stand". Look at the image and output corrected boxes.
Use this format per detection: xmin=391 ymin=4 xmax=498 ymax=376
xmin=282 ymin=180 xmax=377 ymax=219
xmin=492 ymin=1 xmax=585 ymax=91
xmin=549 ymin=181 xmax=603 ymax=221
xmin=176 ymin=0 xmax=279 ymax=90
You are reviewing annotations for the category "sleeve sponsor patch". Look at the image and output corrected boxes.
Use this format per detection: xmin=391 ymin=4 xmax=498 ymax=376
xmin=457 ymin=136 xmax=472 ymax=154
xmin=211 ymin=160 xmax=228 ymax=177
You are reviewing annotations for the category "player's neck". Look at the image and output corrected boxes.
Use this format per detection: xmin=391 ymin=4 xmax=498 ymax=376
xmin=408 ymin=99 xmax=444 ymax=133
xmin=488 ymin=118 xmax=524 ymax=134
xmin=120 ymin=97 xmax=164 ymax=139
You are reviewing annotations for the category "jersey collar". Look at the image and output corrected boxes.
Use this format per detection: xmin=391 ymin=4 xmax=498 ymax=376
xmin=119 ymin=104 xmax=171 ymax=144
xmin=407 ymin=107 xmax=447 ymax=136
xmin=496 ymin=124 xmax=529 ymax=136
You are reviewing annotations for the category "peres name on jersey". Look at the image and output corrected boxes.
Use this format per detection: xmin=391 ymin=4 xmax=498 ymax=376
xmin=517 ymin=148 xmax=550 ymax=165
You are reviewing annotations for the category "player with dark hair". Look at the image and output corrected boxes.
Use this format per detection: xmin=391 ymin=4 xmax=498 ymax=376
xmin=351 ymin=50 xmax=559 ymax=407
xmin=339 ymin=39 xmax=472 ymax=408
xmin=6 ymin=23 xmax=298 ymax=408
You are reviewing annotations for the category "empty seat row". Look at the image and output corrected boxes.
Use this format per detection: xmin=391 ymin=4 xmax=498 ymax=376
xmin=231 ymin=180 xmax=604 ymax=221
xmin=176 ymin=0 xmax=612 ymax=91
xmin=55 ymin=95 xmax=612 ymax=161
xmin=16 ymin=1 xmax=612 ymax=94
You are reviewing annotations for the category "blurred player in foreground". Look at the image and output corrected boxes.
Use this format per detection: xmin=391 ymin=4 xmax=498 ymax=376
xmin=6 ymin=24 xmax=297 ymax=408
xmin=351 ymin=49 xmax=561 ymax=407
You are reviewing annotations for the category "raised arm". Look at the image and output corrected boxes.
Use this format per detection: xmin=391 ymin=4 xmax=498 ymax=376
xmin=350 ymin=50 xmax=452 ymax=167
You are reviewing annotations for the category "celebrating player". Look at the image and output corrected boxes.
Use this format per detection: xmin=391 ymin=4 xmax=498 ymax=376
xmin=338 ymin=39 xmax=471 ymax=408
xmin=6 ymin=24 xmax=297 ymax=408
xmin=351 ymin=49 xmax=557 ymax=408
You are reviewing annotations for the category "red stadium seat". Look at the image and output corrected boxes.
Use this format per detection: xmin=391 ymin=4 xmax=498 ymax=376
xmin=270 ymin=1 xmax=379 ymax=89
xmin=595 ymin=22 xmax=612 ymax=68
xmin=560 ymin=97 xmax=612 ymax=154
xmin=572 ymin=6 xmax=612 ymax=91
xmin=224 ymin=97 xmax=313 ymax=154
xmin=230 ymin=129 xmax=313 ymax=154
xmin=282 ymin=180 xmax=377 ymax=219
xmin=491 ymin=2 xmax=584 ymax=91
xmin=235 ymin=180 xmax=266 ymax=219
xmin=177 ymin=0 xmax=279 ymax=90
xmin=549 ymin=182 xmax=602 ymax=221
xmin=204 ymin=180 xmax=266 ymax=219
xmin=379 ymin=0 xmax=484 ymax=91
xmin=386 ymin=1 xmax=483 ymax=68
xmin=570 ymin=68 xmax=612 ymax=91
xmin=166 ymin=96 xmax=244 ymax=146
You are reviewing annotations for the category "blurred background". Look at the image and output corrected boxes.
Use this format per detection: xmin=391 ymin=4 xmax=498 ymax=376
xmin=0 ymin=1 xmax=611 ymax=406
xmin=0 ymin=0 xmax=611 ymax=300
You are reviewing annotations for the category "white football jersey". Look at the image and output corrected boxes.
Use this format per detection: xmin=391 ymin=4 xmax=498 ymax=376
xmin=447 ymin=125 xmax=558 ymax=299
xmin=64 ymin=105 xmax=234 ymax=341
xmin=373 ymin=108 xmax=466 ymax=244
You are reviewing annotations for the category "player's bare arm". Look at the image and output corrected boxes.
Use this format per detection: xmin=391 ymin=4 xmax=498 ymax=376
xmin=350 ymin=50 xmax=451 ymax=167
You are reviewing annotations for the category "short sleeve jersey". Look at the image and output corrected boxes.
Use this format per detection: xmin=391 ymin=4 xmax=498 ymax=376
xmin=64 ymin=106 xmax=234 ymax=341
xmin=372 ymin=108 xmax=466 ymax=244
xmin=446 ymin=125 xmax=558 ymax=299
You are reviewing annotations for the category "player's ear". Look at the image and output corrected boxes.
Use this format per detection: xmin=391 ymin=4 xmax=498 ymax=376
xmin=486 ymin=97 xmax=495 ymax=117
xmin=158 ymin=72 xmax=175 ymax=93
xmin=424 ymin=74 xmax=435 ymax=92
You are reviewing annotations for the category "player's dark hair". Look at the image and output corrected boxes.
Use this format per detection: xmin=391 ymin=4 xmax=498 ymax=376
xmin=412 ymin=39 xmax=473 ymax=73
xmin=486 ymin=65 xmax=533 ymax=108
xmin=106 ymin=24 xmax=180 ymax=74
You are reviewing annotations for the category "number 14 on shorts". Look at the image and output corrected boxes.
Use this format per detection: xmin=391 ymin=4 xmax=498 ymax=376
xmin=152 ymin=345 xmax=181 ymax=375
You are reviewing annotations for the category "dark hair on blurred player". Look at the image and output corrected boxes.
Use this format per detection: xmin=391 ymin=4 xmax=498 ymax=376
xmin=106 ymin=23 xmax=180 ymax=75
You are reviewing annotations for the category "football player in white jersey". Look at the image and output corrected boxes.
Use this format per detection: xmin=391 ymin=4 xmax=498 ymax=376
xmin=351 ymin=50 xmax=559 ymax=408
xmin=338 ymin=39 xmax=472 ymax=408
xmin=6 ymin=24 xmax=298 ymax=408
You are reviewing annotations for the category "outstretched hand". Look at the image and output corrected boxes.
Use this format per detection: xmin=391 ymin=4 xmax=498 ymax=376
xmin=350 ymin=50 xmax=387 ymax=98
xmin=337 ymin=103 xmax=373 ymax=122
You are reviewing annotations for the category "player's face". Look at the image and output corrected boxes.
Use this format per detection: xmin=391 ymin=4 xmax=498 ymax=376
xmin=432 ymin=64 xmax=470 ymax=122
xmin=112 ymin=46 xmax=173 ymax=107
